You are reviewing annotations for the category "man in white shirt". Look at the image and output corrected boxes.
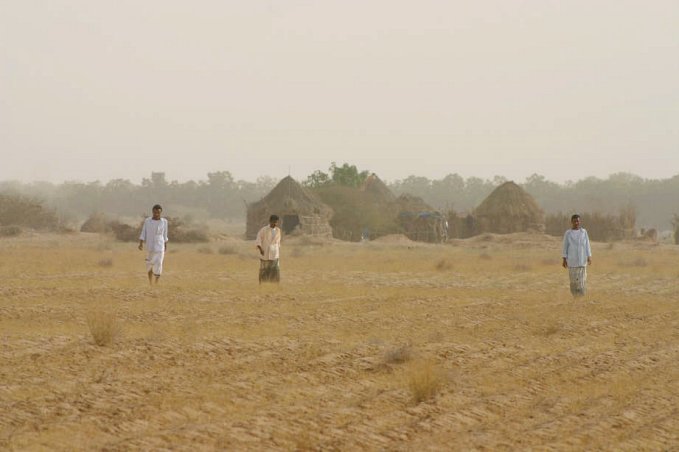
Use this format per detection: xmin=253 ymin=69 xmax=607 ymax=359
xmin=256 ymin=214 xmax=281 ymax=283
xmin=138 ymin=204 xmax=169 ymax=285
xmin=562 ymin=214 xmax=592 ymax=297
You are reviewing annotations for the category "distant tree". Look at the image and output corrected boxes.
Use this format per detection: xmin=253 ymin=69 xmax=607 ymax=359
xmin=303 ymin=170 xmax=331 ymax=188
xmin=329 ymin=162 xmax=369 ymax=187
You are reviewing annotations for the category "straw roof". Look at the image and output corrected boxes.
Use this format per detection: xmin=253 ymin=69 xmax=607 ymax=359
xmin=395 ymin=193 xmax=434 ymax=213
xmin=313 ymin=173 xmax=400 ymax=241
xmin=473 ymin=181 xmax=544 ymax=234
xmin=246 ymin=176 xmax=333 ymax=239
xmin=361 ymin=173 xmax=396 ymax=202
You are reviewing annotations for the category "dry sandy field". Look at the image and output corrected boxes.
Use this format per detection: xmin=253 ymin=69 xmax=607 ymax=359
xmin=1 ymin=231 xmax=678 ymax=450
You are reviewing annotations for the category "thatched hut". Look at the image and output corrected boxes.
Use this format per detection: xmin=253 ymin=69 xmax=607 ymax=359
xmin=314 ymin=173 xmax=400 ymax=241
xmin=473 ymin=181 xmax=545 ymax=234
xmin=246 ymin=176 xmax=333 ymax=239
xmin=396 ymin=194 xmax=447 ymax=243
xmin=361 ymin=173 xmax=396 ymax=202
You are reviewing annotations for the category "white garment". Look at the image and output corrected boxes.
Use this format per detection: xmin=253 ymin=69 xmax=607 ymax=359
xmin=562 ymin=228 xmax=591 ymax=267
xmin=256 ymin=225 xmax=281 ymax=260
xmin=139 ymin=218 xmax=169 ymax=253
xmin=146 ymin=251 xmax=165 ymax=275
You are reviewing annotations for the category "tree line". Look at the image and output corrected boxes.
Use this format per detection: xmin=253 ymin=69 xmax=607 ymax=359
xmin=1 ymin=165 xmax=678 ymax=230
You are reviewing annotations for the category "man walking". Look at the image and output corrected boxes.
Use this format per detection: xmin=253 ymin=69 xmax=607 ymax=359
xmin=256 ymin=214 xmax=281 ymax=283
xmin=138 ymin=204 xmax=169 ymax=285
xmin=562 ymin=214 xmax=592 ymax=297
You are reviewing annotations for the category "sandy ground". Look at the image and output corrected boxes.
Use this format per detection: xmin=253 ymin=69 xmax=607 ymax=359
xmin=1 ymin=232 xmax=678 ymax=450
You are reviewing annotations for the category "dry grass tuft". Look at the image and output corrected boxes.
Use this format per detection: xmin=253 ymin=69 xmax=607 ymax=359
xmin=97 ymin=258 xmax=113 ymax=267
xmin=197 ymin=246 xmax=214 ymax=254
xmin=218 ymin=245 xmax=237 ymax=255
xmin=513 ymin=263 xmax=532 ymax=272
xmin=479 ymin=252 xmax=492 ymax=260
xmin=290 ymin=246 xmax=306 ymax=258
xmin=627 ymin=257 xmax=648 ymax=267
xmin=406 ymin=360 xmax=444 ymax=404
xmin=434 ymin=259 xmax=454 ymax=271
xmin=0 ymin=225 xmax=22 ymax=237
xmin=384 ymin=344 xmax=413 ymax=364
xmin=86 ymin=310 xmax=122 ymax=346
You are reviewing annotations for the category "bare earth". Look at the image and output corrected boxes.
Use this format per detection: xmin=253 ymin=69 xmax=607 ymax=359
xmin=1 ymin=232 xmax=678 ymax=450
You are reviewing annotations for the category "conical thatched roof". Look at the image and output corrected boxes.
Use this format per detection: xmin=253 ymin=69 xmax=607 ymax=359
xmin=473 ymin=181 xmax=544 ymax=234
xmin=395 ymin=193 xmax=434 ymax=213
xmin=246 ymin=176 xmax=333 ymax=239
xmin=361 ymin=173 xmax=396 ymax=202
xmin=312 ymin=173 xmax=400 ymax=241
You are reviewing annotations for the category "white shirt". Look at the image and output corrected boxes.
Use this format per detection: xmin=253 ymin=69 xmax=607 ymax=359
xmin=139 ymin=217 xmax=169 ymax=253
xmin=256 ymin=225 xmax=281 ymax=260
xmin=562 ymin=228 xmax=591 ymax=267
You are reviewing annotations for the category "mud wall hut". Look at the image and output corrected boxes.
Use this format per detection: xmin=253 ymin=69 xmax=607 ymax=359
xmin=246 ymin=176 xmax=333 ymax=239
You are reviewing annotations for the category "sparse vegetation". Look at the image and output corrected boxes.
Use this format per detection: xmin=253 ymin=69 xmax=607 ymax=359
xmin=384 ymin=345 xmax=413 ymax=364
xmin=435 ymin=259 xmax=453 ymax=271
xmin=406 ymin=361 xmax=444 ymax=404
xmin=86 ymin=310 xmax=121 ymax=346
xmin=2 ymin=233 xmax=678 ymax=449
xmin=218 ymin=244 xmax=237 ymax=255
xmin=0 ymin=225 xmax=22 ymax=237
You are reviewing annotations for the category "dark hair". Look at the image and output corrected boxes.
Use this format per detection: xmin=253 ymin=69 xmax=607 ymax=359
xmin=153 ymin=204 xmax=163 ymax=211
xmin=269 ymin=214 xmax=279 ymax=222
xmin=571 ymin=214 xmax=580 ymax=221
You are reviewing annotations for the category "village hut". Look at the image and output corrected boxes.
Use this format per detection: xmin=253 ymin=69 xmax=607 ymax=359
xmin=396 ymin=194 xmax=447 ymax=243
xmin=246 ymin=176 xmax=333 ymax=239
xmin=313 ymin=173 xmax=400 ymax=241
xmin=361 ymin=173 xmax=396 ymax=202
xmin=473 ymin=181 xmax=545 ymax=234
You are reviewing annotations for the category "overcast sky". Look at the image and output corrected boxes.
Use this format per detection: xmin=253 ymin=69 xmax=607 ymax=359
xmin=1 ymin=0 xmax=677 ymax=184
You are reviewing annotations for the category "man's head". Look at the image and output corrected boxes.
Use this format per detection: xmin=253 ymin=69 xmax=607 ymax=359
xmin=269 ymin=214 xmax=279 ymax=228
xmin=570 ymin=214 xmax=581 ymax=229
xmin=152 ymin=204 xmax=163 ymax=220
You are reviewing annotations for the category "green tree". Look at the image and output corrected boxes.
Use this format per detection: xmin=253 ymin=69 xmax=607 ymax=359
xmin=329 ymin=162 xmax=369 ymax=187
xmin=303 ymin=170 xmax=331 ymax=188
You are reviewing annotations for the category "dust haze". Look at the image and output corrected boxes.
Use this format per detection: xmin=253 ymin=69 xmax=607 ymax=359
xmin=1 ymin=1 xmax=678 ymax=183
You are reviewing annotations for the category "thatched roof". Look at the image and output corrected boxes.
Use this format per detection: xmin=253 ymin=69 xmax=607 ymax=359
xmin=361 ymin=173 xmax=396 ymax=202
xmin=473 ymin=181 xmax=544 ymax=234
xmin=395 ymin=193 xmax=434 ymax=213
xmin=246 ymin=176 xmax=332 ymax=239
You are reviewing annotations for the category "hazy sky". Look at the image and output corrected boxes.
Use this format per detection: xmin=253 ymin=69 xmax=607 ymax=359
xmin=2 ymin=1 xmax=678 ymax=184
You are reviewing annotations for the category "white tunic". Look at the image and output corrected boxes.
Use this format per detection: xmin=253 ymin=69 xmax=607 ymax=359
xmin=139 ymin=218 xmax=169 ymax=253
xmin=256 ymin=225 xmax=281 ymax=260
xmin=562 ymin=228 xmax=591 ymax=267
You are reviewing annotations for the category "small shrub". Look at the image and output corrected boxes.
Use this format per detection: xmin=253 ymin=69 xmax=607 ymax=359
xmin=407 ymin=361 xmax=444 ymax=404
xmin=110 ymin=221 xmax=140 ymax=242
xmin=0 ymin=225 xmax=22 ymax=237
xmin=0 ymin=194 xmax=60 ymax=230
xmin=97 ymin=258 xmax=113 ymax=267
xmin=197 ymin=246 xmax=214 ymax=254
xmin=384 ymin=345 xmax=412 ymax=364
xmin=621 ymin=257 xmax=648 ymax=267
xmin=290 ymin=247 xmax=306 ymax=258
xmin=479 ymin=253 xmax=492 ymax=260
xmin=434 ymin=259 xmax=453 ymax=271
xmin=80 ymin=212 xmax=112 ymax=233
xmin=218 ymin=245 xmax=237 ymax=255
xmin=86 ymin=311 xmax=121 ymax=347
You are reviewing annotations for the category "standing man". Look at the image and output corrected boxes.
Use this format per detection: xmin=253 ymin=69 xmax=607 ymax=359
xmin=138 ymin=204 xmax=169 ymax=285
xmin=562 ymin=214 xmax=592 ymax=297
xmin=256 ymin=214 xmax=281 ymax=283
